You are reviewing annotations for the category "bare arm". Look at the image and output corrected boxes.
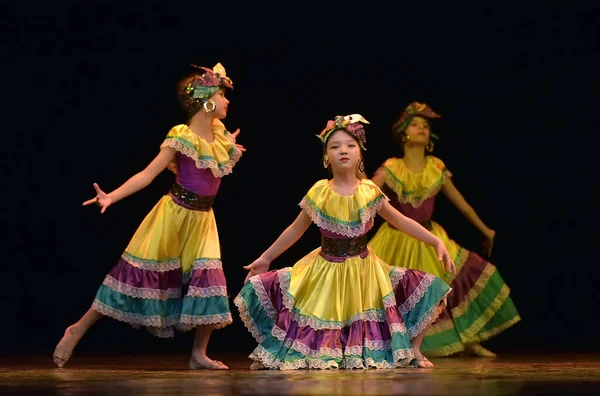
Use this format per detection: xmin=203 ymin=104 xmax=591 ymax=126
xmin=441 ymin=177 xmax=494 ymax=239
xmin=260 ymin=211 xmax=312 ymax=262
xmin=83 ymin=147 xmax=176 ymax=212
xmin=109 ymin=147 xmax=177 ymax=203
xmin=379 ymin=200 xmax=441 ymax=247
xmin=243 ymin=211 xmax=312 ymax=281
xmin=370 ymin=167 xmax=386 ymax=188
xmin=379 ymin=200 xmax=456 ymax=274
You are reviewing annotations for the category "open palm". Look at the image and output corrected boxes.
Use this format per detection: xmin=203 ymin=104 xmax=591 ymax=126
xmin=230 ymin=128 xmax=246 ymax=152
xmin=82 ymin=183 xmax=112 ymax=214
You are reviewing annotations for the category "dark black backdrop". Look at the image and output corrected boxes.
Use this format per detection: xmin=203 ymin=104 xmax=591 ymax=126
xmin=2 ymin=2 xmax=598 ymax=357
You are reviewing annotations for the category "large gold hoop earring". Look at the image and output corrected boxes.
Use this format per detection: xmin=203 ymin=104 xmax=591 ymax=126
xmin=203 ymin=99 xmax=216 ymax=113
xmin=426 ymin=140 xmax=434 ymax=152
xmin=401 ymin=134 xmax=410 ymax=144
xmin=322 ymin=155 xmax=329 ymax=169
xmin=358 ymin=159 xmax=365 ymax=173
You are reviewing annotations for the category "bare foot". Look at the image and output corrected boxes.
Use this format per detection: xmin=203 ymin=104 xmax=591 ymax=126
xmin=53 ymin=325 xmax=84 ymax=368
xmin=466 ymin=343 xmax=496 ymax=358
xmin=411 ymin=351 xmax=434 ymax=368
xmin=189 ymin=355 xmax=229 ymax=370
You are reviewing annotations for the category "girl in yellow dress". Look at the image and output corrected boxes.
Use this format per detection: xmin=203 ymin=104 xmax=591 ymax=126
xmin=52 ymin=63 xmax=244 ymax=369
xmin=236 ymin=114 xmax=455 ymax=369
xmin=368 ymin=102 xmax=520 ymax=357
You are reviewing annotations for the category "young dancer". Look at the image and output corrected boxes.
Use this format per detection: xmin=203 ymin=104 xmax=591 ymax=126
xmin=53 ymin=63 xmax=244 ymax=369
xmin=235 ymin=114 xmax=455 ymax=369
xmin=368 ymin=101 xmax=520 ymax=357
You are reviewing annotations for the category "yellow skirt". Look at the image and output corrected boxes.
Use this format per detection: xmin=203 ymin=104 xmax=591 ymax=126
xmin=288 ymin=247 xmax=395 ymax=323
xmin=369 ymin=221 xmax=463 ymax=281
xmin=124 ymin=195 xmax=221 ymax=274
xmin=236 ymin=245 xmax=451 ymax=369
xmin=368 ymin=221 xmax=520 ymax=356
xmin=93 ymin=195 xmax=231 ymax=338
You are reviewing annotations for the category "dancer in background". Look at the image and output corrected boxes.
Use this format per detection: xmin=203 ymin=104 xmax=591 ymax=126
xmin=53 ymin=63 xmax=244 ymax=369
xmin=236 ymin=114 xmax=454 ymax=370
xmin=368 ymin=101 xmax=520 ymax=357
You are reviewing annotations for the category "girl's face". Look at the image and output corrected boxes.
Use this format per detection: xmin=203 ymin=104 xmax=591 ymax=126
xmin=209 ymin=88 xmax=230 ymax=119
xmin=404 ymin=116 xmax=431 ymax=146
xmin=326 ymin=130 xmax=361 ymax=173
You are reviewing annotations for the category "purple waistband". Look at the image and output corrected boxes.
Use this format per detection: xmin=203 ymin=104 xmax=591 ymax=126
xmin=319 ymin=235 xmax=369 ymax=263
xmin=319 ymin=250 xmax=369 ymax=263
xmin=169 ymin=183 xmax=215 ymax=211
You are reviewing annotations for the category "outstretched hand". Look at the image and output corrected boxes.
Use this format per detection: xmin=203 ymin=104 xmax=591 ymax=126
xmin=482 ymin=229 xmax=496 ymax=258
xmin=230 ymin=128 xmax=246 ymax=152
xmin=82 ymin=183 xmax=112 ymax=214
xmin=436 ymin=242 xmax=456 ymax=276
xmin=243 ymin=257 xmax=270 ymax=283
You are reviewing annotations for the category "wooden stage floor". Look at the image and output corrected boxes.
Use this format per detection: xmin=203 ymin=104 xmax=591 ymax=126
xmin=1 ymin=353 xmax=599 ymax=395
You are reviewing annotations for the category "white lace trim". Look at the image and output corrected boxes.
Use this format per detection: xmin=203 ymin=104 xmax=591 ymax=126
xmin=271 ymin=325 xmax=287 ymax=341
xmin=237 ymin=282 xmax=412 ymax=363
xmin=237 ymin=289 xmax=420 ymax=370
xmin=248 ymin=267 xmax=390 ymax=331
xmin=179 ymin=313 xmax=232 ymax=326
xmin=283 ymin=339 xmax=344 ymax=359
xmin=399 ymin=274 xmax=434 ymax=315
xmin=249 ymin=344 xmax=416 ymax=370
xmin=92 ymin=299 xmax=180 ymax=327
xmin=249 ymin=276 xmax=279 ymax=320
xmin=187 ymin=286 xmax=228 ymax=298
xmin=122 ymin=253 xmax=181 ymax=272
xmin=340 ymin=357 xmax=365 ymax=369
xmin=393 ymin=348 xmax=416 ymax=362
xmin=192 ymin=259 xmax=223 ymax=271
xmin=408 ymin=294 xmax=449 ymax=339
xmin=275 ymin=268 xmax=294 ymax=310
xmin=345 ymin=339 xmax=392 ymax=356
xmin=234 ymin=294 xmax=264 ymax=342
xmin=290 ymin=309 xmax=388 ymax=331
xmin=365 ymin=339 xmax=393 ymax=351
xmin=342 ymin=348 xmax=414 ymax=368
xmin=342 ymin=355 xmax=414 ymax=369
xmin=390 ymin=267 xmax=407 ymax=289
xmin=298 ymin=197 xmax=384 ymax=237
xmin=389 ymin=322 xmax=408 ymax=334
xmin=383 ymin=158 xmax=448 ymax=209
xmin=160 ymin=140 xmax=241 ymax=178
xmin=103 ymin=275 xmax=181 ymax=300
xmin=389 ymin=182 xmax=444 ymax=209
xmin=249 ymin=345 xmax=340 ymax=370
xmin=274 ymin=329 xmax=401 ymax=360
xmin=344 ymin=345 xmax=363 ymax=355
xmin=382 ymin=292 xmax=396 ymax=308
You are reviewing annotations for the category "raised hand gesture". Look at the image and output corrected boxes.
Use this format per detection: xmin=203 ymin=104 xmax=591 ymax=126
xmin=83 ymin=183 xmax=112 ymax=214
xmin=230 ymin=128 xmax=246 ymax=152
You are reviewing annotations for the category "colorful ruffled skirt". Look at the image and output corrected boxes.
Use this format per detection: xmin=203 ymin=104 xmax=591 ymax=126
xmin=234 ymin=246 xmax=451 ymax=370
xmin=92 ymin=193 xmax=232 ymax=338
xmin=369 ymin=221 xmax=520 ymax=356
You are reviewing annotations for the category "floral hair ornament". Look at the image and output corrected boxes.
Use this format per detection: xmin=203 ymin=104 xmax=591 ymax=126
xmin=316 ymin=114 xmax=370 ymax=150
xmin=392 ymin=101 xmax=441 ymax=139
xmin=180 ymin=63 xmax=234 ymax=114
